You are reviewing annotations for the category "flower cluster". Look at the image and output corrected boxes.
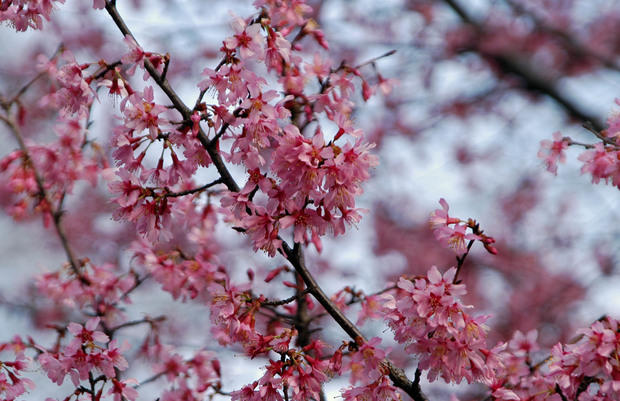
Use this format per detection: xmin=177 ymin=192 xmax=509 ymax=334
xmin=206 ymin=278 xmax=258 ymax=347
xmin=192 ymin=3 xmax=381 ymax=255
xmin=150 ymin=348 xmax=221 ymax=401
xmin=341 ymin=375 xmax=402 ymax=401
xmin=0 ymin=0 xmax=66 ymax=31
xmin=92 ymin=0 xmax=383 ymax=256
xmin=38 ymin=318 xmax=136 ymax=399
xmin=339 ymin=337 xmax=403 ymax=400
xmin=0 ymin=337 xmax=35 ymax=401
xmin=548 ymin=316 xmax=620 ymax=400
xmin=0 ymin=50 xmax=104 ymax=226
xmin=231 ymin=338 xmax=333 ymax=401
xmin=578 ymin=142 xmax=620 ymax=188
xmin=381 ymin=266 xmax=501 ymax=385
xmin=540 ymin=100 xmax=620 ymax=188
xmin=482 ymin=318 xmax=620 ymax=401
xmin=36 ymin=261 xmax=136 ymax=326
xmin=429 ymin=198 xmax=497 ymax=256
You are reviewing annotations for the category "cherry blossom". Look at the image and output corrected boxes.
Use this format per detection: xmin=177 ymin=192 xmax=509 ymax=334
xmin=1 ymin=0 xmax=619 ymax=400
xmin=538 ymin=131 xmax=569 ymax=175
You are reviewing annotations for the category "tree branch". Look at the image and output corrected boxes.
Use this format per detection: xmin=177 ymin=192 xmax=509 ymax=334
xmin=281 ymin=241 xmax=429 ymax=401
xmin=104 ymin=1 xmax=240 ymax=193
xmin=105 ymin=3 xmax=429 ymax=399
xmin=442 ymin=0 xmax=605 ymax=131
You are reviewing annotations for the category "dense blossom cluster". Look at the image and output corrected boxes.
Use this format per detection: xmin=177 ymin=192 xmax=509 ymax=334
xmin=548 ymin=317 xmax=620 ymax=400
xmin=381 ymin=266 xmax=500 ymax=385
xmin=36 ymin=261 xmax=136 ymax=325
xmin=0 ymin=0 xmax=619 ymax=400
xmin=484 ymin=318 xmax=620 ymax=401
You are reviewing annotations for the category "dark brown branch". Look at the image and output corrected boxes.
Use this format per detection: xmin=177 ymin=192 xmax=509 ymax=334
xmin=502 ymin=0 xmax=620 ymax=72
xmin=555 ymin=384 xmax=569 ymax=401
xmin=453 ymin=239 xmax=475 ymax=284
xmin=280 ymin=241 xmax=429 ymax=401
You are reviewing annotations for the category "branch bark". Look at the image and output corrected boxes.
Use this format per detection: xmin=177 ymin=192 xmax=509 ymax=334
xmin=281 ymin=242 xmax=429 ymax=401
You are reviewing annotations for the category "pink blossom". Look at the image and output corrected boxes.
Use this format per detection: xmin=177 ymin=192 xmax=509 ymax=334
xmin=265 ymin=30 xmax=291 ymax=72
xmin=578 ymin=143 xmax=620 ymax=187
xmin=121 ymin=35 xmax=146 ymax=76
xmin=66 ymin=317 xmax=109 ymax=354
xmin=341 ymin=375 xmax=402 ymax=401
xmin=348 ymin=337 xmax=388 ymax=385
xmin=0 ymin=371 xmax=35 ymax=401
xmin=98 ymin=69 xmax=130 ymax=99
xmin=225 ymin=15 xmax=265 ymax=59
xmin=107 ymin=378 xmax=139 ymax=401
xmin=429 ymin=198 xmax=461 ymax=228
xmin=122 ymin=86 xmax=168 ymax=137
xmin=230 ymin=382 xmax=259 ymax=401
xmin=243 ymin=212 xmax=283 ymax=257
xmin=508 ymin=329 xmax=540 ymax=356
xmin=433 ymin=224 xmax=481 ymax=256
xmin=304 ymin=52 xmax=332 ymax=80
xmin=279 ymin=207 xmax=326 ymax=243
xmin=356 ymin=294 xmax=382 ymax=325
xmin=538 ymin=131 xmax=569 ymax=175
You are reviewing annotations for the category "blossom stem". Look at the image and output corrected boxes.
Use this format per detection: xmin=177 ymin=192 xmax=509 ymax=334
xmin=453 ymin=239 xmax=475 ymax=284
xmin=581 ymin=122 xmax=620 ymax=148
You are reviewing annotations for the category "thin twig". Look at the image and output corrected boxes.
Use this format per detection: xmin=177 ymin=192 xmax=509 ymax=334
xmin=164 ymin=178 xmax=223 ymax=197
xmin=354 ymin=49 xmax=397 ymax=69
xmin=261 ymin=289 xmax=310 ymax=306
xmin=0 ymin=103 xmax=88 ymax=284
